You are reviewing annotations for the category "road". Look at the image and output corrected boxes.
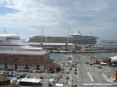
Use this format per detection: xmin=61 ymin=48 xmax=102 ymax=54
xmin=68 ymin=54 xmax=117 ymax=87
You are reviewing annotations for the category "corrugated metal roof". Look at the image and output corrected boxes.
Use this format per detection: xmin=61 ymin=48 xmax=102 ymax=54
xmin=110 ymin=56 xmax=117 ymax=62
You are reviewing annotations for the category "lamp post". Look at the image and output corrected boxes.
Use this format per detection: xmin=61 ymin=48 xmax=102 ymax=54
xmin=40 ymin=28 xmax=44 ymax=47
xmin=66 ymin=28 xmax=71 ymax=51
xmin=31 ymin=25 xmax=44 ymax=47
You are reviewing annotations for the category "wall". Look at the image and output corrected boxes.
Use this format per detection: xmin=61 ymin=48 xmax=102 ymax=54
xmin=0 ymin=53 xmax=50 ymax=71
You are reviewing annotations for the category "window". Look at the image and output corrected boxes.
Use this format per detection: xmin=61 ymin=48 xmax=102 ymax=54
xmin=25 ymin=58 xmax=29 ymax=61
xmin=15 ymin=58 xmax=18 ymax=61
xmin=9 ymin=64 xmax=13 ymax=66
xmin=19 ymin=64 xmax=22 ymax=66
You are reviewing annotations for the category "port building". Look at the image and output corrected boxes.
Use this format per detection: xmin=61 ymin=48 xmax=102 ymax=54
xmin=0 ymin=50 xmax=53 ymax=71
xmin=0 ymin=33 xmax=60 ymax=72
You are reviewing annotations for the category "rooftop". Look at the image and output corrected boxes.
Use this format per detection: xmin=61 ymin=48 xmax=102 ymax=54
xmin=110 ymin=56 xmax=117 ymax=62
xmin=20 ymin=78 xmax=42 ymax=83
xmin=0 ymin=50 xmax=48 ymax=55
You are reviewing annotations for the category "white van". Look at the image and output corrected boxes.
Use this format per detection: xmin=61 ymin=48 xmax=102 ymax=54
xmin=55 ymin=83 xmax=64 ymax=87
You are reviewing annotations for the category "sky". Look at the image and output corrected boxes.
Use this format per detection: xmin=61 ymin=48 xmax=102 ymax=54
xmin=0 ymin=0 xmax=117 ymax=40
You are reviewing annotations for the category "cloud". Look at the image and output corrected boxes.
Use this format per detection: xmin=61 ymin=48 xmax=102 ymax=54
xmin=0 ymin=0 xmax=117 ymax=40
xmin=0 ymin=6 xmax=19 ymax=15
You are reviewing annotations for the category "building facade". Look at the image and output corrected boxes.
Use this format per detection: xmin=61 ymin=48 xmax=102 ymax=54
xmin=0 ymin=50 xmax=51 ymax=71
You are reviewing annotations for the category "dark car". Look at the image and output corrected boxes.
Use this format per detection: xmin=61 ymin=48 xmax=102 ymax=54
xmin=89 ymin=63 xmax=93 ymax=65
xmin=75 ymin=69 xmax=77 ymax=71
xmin=85 ymin=62 xmax=89 ymax=64
xmin=97 ymin=66 xmax=102 ymax=69
xmin=74 ymin=71 xmax=77 ymax=74
xmin=72 ymin=84 xmax=77 ymax=87
xmin=66 ymin=77 xmax=70 ymax=79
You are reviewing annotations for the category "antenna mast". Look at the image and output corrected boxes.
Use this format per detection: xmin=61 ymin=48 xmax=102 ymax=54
xmin=3 ymin=29 xmax=7 ymax=34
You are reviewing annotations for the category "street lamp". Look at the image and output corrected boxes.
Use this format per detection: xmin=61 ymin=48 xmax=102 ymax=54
xmin=31 ymin=25 xmax=44 ymax=47
xmin=66 ymin=28 xmax=71 ymax=50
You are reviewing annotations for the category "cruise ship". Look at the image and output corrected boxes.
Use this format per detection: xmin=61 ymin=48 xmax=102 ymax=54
xmin=0 ymin=33 xmax=43 ymax=51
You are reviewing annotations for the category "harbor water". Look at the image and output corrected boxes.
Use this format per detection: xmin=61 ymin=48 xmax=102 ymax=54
xmin=50 ymin=52 xmax=117 ymax=61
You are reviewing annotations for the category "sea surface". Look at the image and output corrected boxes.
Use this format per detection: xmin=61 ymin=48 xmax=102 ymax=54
xmin=50 ymin=52 xmax=117 ymax=61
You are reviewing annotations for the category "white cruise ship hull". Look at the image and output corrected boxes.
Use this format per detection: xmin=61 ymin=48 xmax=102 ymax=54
xmin=0 ymin=34 xmax=43 ymax=51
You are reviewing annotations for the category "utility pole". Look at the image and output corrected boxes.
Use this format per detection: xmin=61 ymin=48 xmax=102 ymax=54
xmin=31 ymin=25 xmax=44 ymax=47
xmin=40 ymin=28 xmax=44 ymax=47
xmin=66 ymin=28 xmax=71 ymax=50
xmin=3 ymin=29 xmax=7 ymax=34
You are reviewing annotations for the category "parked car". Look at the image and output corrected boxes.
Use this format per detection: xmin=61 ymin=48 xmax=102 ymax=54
xmin=66 ymin=77 xmax=70 ymax=79
xmin=32 ymin=70 xmax=41 ymax=73
xmin=97 ymin=66 xmax=102 ymax=69
xmin=75 ymin=68 xmax=77 ymax=71
xmin=74 ymin=71 xmax=77 ymax=74
xmin=100 ymin=62 xmax=107 ymax=65
xmin=72 ymin=84 xmax=77 ymax=87
xmin=85 ymin=62 xmax=89 ymax=64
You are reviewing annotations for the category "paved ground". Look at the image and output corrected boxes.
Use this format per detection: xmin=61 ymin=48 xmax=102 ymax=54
xmin=0 ymin=54 xmax=117 ymax=87
xmin=70 ymin=54 xmax=116 ymax=87
xmin=54 ymin=54 xmax=117 ymax=87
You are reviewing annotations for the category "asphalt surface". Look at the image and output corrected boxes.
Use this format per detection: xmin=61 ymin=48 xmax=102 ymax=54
xmin=53 ymin=54 xmax=117 ymax=87
xmin=70 ymin=54 xmax=116 ymax=87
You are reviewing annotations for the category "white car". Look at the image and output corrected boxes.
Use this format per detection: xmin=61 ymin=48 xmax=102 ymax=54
xmin=55 ymin=83 xmax=64 ymax=87
xmin=100 ymin=62 xmax=107 ymax=65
